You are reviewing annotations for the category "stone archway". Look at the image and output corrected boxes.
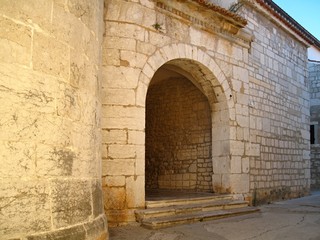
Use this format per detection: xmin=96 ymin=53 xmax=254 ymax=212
xmin=102 ymin=43 xmax=250 ymax=224
xmin=145 ymin=64 xmax=213 ymax=192
xmin=137 ymin=48 xmax=235 ymax=196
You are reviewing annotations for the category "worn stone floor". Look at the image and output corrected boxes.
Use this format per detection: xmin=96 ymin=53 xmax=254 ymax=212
xmin=109 ymin=191 xmax=320 ymax=240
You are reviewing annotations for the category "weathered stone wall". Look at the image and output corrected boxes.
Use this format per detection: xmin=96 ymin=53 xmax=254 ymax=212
xmin=102 ymin=0 xmax=252 ymax=225
xmin=240 ymin=3 xmax=310 ymax=204
xmin=146 ymin=74 xmax=212 ymax=192
xmin=0 ymin=0 xmax=108 ymax=239
xmin=309 ymin=62 xmax=320 ymax=189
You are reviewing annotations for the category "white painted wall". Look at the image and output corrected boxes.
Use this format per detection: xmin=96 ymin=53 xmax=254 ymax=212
xmin=308 ymin=46 xmax=320 ymax=61
xmin=207 ymin=0 xmax=237 ymax=9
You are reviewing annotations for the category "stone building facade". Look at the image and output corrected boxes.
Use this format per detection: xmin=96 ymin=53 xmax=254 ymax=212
xmin=1 ymin=0 xmax=320 ymax=239
xmin=309 ymin=61 xmax=320 ymax=189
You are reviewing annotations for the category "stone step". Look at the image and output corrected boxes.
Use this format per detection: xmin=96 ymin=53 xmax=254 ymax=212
xmin=140 ymin=207 xmax=260 ymax=229
xmin=136 ymin=199 xmax=249 ymax=221
xmin=145 ymin=194 xmax=233 ymax=208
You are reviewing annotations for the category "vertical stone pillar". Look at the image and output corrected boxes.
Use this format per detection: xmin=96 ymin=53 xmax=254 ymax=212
xmin=0 ymin=0 xmax=107 ymax=239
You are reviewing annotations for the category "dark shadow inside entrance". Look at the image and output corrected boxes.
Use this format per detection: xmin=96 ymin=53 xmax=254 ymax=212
xmin=145 ymin=65 xmax=213 ymax=197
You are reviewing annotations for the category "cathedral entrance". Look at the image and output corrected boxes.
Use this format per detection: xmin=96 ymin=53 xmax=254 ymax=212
xmin=145 ymin=63 xmax=213 ymax=195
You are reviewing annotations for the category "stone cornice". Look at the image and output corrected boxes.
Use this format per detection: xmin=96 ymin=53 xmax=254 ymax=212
xmin=155 ymin=0 xmax=253 ymax=48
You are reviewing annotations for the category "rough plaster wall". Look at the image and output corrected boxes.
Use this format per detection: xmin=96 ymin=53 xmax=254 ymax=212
xmin=0 ymin=0 xmax=107 ymax=239
xmin=146 ymin=77 xmax=212 ymax=192
xmin=239 ymin=5 xmax=310 ymax=204
xmin=309 ymin=62 xmax=320 ymax=189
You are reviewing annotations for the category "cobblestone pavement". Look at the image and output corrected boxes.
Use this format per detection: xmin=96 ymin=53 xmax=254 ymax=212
xmin=109 ymin=191 xmax=320 ymax=240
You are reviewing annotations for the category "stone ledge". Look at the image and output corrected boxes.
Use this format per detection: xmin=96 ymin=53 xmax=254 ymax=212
xmin=26 ymin=215 xmax=108 ymax=240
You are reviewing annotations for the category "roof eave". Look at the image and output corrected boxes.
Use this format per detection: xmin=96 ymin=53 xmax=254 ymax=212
xmin=255 ymin=0 xmax=320 ymax=50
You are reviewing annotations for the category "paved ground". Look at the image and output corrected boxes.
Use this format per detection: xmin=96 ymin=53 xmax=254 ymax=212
xmin=109 ymin=191 xmax=320 ymax=240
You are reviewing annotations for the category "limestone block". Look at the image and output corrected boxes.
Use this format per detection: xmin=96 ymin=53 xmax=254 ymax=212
xmin=212 ymin=156 xmax=230 ymax=174
xmin=0 ymin=0 xmax=52 ymax=27
xmin=0 ymin=180 xmax=51 ymax=237
xmin=101 ymin=116 xmax=145 ymax=130
xmin=231 ymin=156 xmax=242 ymax=173
xmin=106 ymin=22 xmax=145 ymax=42
xmin=27 ymin=224 xmax=86 ymax=240
xmin=70 ymin=49 xmax=86 ymax=88
xmin=102 ymin=159 xmax=135 ymax=176
xmin=36 ymin=144 xmax=76 ymax=177
xmin=161 ymin=44 xmax=178 ymax=61
xmin=235 ymin=104 xmax=249 ymax=117
xmin=101 ymin=88 xmax=136 ymax=105
xmin=117 ymin=1 xmax=145 ymax=25
xmin=84 ymin=216 xmax=108 ymax=240
xmin=56 ymin=83 xmax=81 ymax=120
xmin=0 ymin=16 xmax=31 ymax=66
xmin=242 ymin=157 xmax=250 ymax=173
xmin=233 ymin=66 xmax=248 ymax=82
xmin=147 ymin=51 xmax=166 ymax=72
xmin=92 ymin=180 xmax=104 ymax=217
xmin=0 ymin=108 xmax=71 ymax=144
xmin=137 ymin=41 xmax=157 ymax=55
xmin=70 ymin=50 xmax=100 ymax=92
xmin=126 ymin=175 xmax=145 ymax=208
xmin=102 ymin=66 xmax=140 ymax=89
xmin=107 ymin=144 xmax=137 ymax=159
xmin=0 ymin=62 xmax=58 ymax=115
xmin=140 ymin=0 xmax=155 ymax=8
xmin=230 ymin=140 xmax=245 ymax=156
xmin=232 ymin=46 xmax=243 ymax=61
xmin=212 ymin=174 xmax=223 ymax=193
xmin=71 ymin=148 xmax=100 ymax=178
xmin=68 ymin=0 xmax=103 ymax=36
xmin=51 ymin=179 xmax=92 ymax=228
xmin=104 ymin=36 xmax=136 ymax=51
xmin=148 ymin=31 xmax=172 ymax=47
xmin=216 ymin=39 xmax=232 ymax=56
xmin=303 ymin=150 xmax=310 ymax=159
xmin=212 ymin=125 xmax=229 ymax=141
xmin=128 ymin=130 xmax=145 ymax=145
xmin=51 ymin=3 xmax=86 ymax=46
xmin=166 ymin=18 xmax=190 ymax=42
xmin=104 ymin=0 xmax=121 ymax=21
xmin=245 ymin=143 xmax=260 ymax=157
xmin=102 ymin=129 xmax=127 ymax=144
xmin=33 ymin=32 xmax=69 ymax=79
xmin=236 ymin=92 xmax=249 ymax=105
xmin=229 ymin=126 xmax=237 ymax=140
xmin=212 ymin=140 xmax=230 ymax=157
xmin=0 ymin=141 xmax=35 ymax=178
xmin=236 ymin=115 xmax=249 ymax=128
xmin=230 ymin=174 xmax=249 ymax=193
xmin=103 ymin=48 xmax=120 ymax=66
xmin=190 ymin=28 xmax=217 ymax=52
xmin=120 ymin=50 xmax=148 ymax=68
xmin=136 ymin=81 xmax=148 ymax=107
xmin=135 ymin=157 xmax=145 ymax=176
xmin=103 ymin=186 xmax=126 ymax=210
xmin=105 ymin=176 xmax=126 ymax=187
xmin=107 ymin=209 xmax=136 ymax=225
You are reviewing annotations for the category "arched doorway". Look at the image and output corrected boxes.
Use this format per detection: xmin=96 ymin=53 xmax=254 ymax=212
xmin=146 ymin=64 xmax=213 ymax=193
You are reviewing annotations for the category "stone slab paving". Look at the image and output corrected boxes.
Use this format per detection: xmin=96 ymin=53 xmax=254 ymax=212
xmin=109 ymin=191 xmax=320 ymax=240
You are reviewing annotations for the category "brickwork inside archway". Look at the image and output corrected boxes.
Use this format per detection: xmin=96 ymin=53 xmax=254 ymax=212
xmin=146 ymin=75 xmax=213 ymax=192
